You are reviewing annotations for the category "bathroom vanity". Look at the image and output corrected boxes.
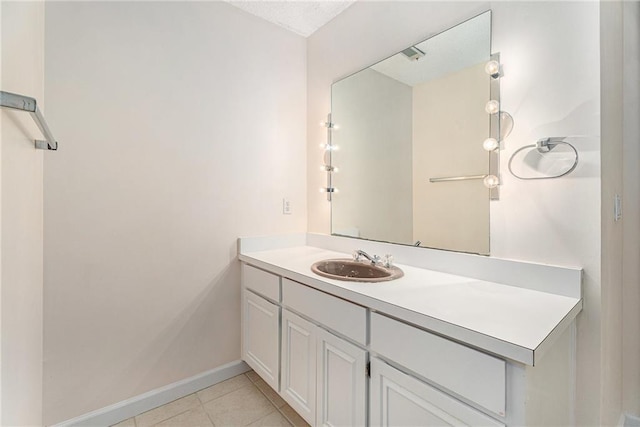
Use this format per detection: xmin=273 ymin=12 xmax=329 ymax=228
xmin=238 ymin=234 xmax=582 ymax=427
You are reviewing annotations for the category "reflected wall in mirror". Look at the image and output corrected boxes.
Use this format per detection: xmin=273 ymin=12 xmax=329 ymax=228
xmin=331 ymin=11 xmax=494 ymax=255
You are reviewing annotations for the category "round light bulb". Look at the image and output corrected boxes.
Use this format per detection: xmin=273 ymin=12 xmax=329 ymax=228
xmin=483 ymin=175 xmax=500 ymax=189
xmin=485 ymin=100 xmax=500 ymax=115
xmin=485 ymin=60 xmax=500 ymax=77
xmin=483 ymin=138 xmax=499 ymax=151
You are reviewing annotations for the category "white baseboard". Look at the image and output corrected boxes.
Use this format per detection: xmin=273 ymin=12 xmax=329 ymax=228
xmin=53 ymin=360 xmax=250 ymax=427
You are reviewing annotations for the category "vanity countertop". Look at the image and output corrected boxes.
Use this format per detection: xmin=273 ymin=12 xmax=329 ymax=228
xmin=239 ymin=241 xmax=582 ymax=366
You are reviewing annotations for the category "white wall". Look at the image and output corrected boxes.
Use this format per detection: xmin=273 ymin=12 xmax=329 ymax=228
xmin=489 ymin=3 xmax=601 ymax=425
xmin=0 ymin=2 xmax=45 ymax=425
xmin=43 ymin=2 xmax=307 ymax=424
xmin=307 ymin=1 xmax=601 ymax=424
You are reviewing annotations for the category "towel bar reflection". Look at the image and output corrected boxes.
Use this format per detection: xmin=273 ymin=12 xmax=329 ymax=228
xmin=0 ymin=91 xmax=58 ymax=150
xmin=429 ymin=175 xmax=487 ymax=183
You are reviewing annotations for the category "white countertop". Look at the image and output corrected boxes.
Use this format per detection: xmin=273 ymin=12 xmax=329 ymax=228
xmin=239 ymin=243 xmax=582 ymax=366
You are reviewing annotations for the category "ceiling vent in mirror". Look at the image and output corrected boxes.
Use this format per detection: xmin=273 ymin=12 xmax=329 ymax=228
xmin=401 ymin=46 xmax=425 ymax=61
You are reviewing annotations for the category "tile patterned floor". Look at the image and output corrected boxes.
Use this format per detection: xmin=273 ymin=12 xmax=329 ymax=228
xmin=112 ymin=371 xmax=310 ymax=427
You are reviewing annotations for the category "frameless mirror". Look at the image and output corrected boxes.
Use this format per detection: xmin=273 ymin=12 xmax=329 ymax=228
xmin=330 ymin=11 xmax=494 ymax=255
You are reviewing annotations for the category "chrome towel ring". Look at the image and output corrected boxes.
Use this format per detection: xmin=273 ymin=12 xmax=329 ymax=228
xmin=508 ymin=138 xmax=578 ymax=180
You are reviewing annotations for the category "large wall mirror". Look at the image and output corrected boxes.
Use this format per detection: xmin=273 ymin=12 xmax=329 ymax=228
xmin=330 ymin=11 xmax=495 ymax=255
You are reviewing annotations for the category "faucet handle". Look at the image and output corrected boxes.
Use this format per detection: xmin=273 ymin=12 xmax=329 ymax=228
xmin=382 ymin=254 xmax=394 ymax=268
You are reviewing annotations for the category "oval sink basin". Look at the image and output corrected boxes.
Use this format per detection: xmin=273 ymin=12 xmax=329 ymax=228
xmin=311 ymin=259 xmax=404 ymax=283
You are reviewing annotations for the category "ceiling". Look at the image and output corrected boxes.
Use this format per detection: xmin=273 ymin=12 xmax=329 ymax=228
xmin=224 ymin=1 xmax=356 ymax=37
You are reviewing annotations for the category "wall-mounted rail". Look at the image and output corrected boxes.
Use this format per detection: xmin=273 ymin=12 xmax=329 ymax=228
xmin=0 ymin=91 xmax=58 ymax=150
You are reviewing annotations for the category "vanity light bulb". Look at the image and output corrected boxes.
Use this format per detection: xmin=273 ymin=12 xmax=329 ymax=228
xmin=483 ymin=138 xmax=499 ymax=151
xmin=483 ymin=175 xmax=500 ymax=189
xmin=485 ymin=100 xmax=500 ymax=115
xmin=485 ymin=60 xmax=500 ymax=77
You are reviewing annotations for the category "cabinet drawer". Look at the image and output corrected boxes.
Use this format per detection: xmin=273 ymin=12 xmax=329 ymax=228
xmin=282 ymin=278 xmax=367 ymax=345
xmin=242 ymin=264 xmax=280 ymax=302
xmin=370 ymin=358 xmax=504 ymax=427
xmin=370 ymin=312 xmax=506 ymax=417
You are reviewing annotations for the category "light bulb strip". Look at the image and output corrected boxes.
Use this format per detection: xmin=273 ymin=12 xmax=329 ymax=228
xmin=322 ymin=113 xmax=335 ymax=201
xmin=487 ymin=52 xmax=502 ymax=200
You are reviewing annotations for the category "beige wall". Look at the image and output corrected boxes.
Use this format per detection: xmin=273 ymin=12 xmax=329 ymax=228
xmin=412 ymin=62 xmax=489 ymax=254
xmin=331 ymin=68 xmax=413 ymax=243
xmin=308 ymin=1 xmax=602 ymax=424
xmin=0 ymin=1 xmax=45 ymax=425
xmin=43 ymin=2 xmax=307 ymax=424
xmin=600 ymin=1 xmax=624 ymax=424
xmin=622 ymin=0 xmax=640 ymax=419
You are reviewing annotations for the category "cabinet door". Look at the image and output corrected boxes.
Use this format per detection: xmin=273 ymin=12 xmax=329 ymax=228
xmin=316 ymin=328 xmax=367 ymax=427
xmin=370 ymin=358 xmax=504 ymax=427
xmin=242 ymin=291 xmax=280 ymax=391
xmin=281 ymin=309 xmax=317 ymax=425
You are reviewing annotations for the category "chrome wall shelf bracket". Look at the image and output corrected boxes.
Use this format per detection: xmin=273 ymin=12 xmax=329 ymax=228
xmin=0 ymin=90 xmax=58 ymax=151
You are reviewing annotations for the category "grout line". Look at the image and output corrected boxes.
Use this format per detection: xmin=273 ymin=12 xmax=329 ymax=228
xmin=196 ymin=374 xmax=253 ymax=405
xmin=250 ymin=381 xmax=294 ymax=427
xmin=201 ymin=401 xmax=217 ymax=427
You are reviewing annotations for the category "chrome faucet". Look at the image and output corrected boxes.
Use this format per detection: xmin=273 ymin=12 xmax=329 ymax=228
xmin=353 ymin=250 xmax=394 ymax=268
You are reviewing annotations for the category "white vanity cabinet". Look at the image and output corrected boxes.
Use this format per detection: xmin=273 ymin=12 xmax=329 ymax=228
xmin=281 ymin=278 xmax=368 ymax=426
xmin=242 ymin=265 xmax=368 ymax=427
xmin=241 ymin=265 xmax=281 ymax=391
xmin=315 ymin=327 xmax=367 ymax=427
xmin=281 ymin=308 xmax=317 ymax=424
xmin=369 ymin=312 xmax=506 ymax=427
xmin=240 ymin=257 xmax=577 ymax=427
xmin=280 ymin=308 xmax=368 ymax=426
xmin=369 ymin=358 xmax=503 ymax=427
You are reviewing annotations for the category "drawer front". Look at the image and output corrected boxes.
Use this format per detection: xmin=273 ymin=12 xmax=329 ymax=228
xmin=370 ymin=358 xmax=504 ymax=427
xmin=242 ymin=264 xmax=280 ymax=302
xmin=282 ymin=278 xmax=367 ymax=345
xmin=370 ymin=312 xmax=506 ymax=417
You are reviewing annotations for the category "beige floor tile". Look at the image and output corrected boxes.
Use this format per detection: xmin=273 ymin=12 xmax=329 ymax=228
xmin=245 ymin=370 xmax=261 ymax=383
xmin=279 ymin=404 xmax=310 ymax=427
xmin=155 ymin=405 xmax=213 ymax=427
xmin=247 ymin=410 xmax=292 ymax=427
xmin=202 ymin=384 xmax=275 ymax=426
xmin=111 ymin=417 xmax=136 ymax=427
xmin=254 ymin=379 xmax=286 ymax=408
xmin=197 ymin=374 xmax=252 ymax=404
xmin=135 ymin=394 xmax=200 ymax=427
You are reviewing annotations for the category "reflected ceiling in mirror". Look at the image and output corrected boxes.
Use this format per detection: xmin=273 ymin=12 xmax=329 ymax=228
xmin=330 ymin=11 xmax=493 ymax=255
